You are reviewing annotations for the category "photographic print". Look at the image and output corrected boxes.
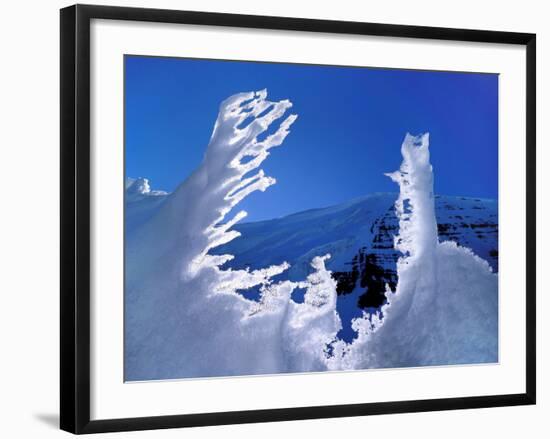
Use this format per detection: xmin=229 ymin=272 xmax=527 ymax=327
xmin=124 ymin=55 xmax=498 ymax=382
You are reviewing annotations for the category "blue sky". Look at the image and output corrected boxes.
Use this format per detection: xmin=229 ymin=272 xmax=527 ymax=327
xmin=125 ymin=55 xmax=498 ymax=222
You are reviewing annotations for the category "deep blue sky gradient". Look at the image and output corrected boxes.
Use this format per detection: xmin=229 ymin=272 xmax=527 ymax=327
xmin=125 ymin=56 xmax=498 ymax=222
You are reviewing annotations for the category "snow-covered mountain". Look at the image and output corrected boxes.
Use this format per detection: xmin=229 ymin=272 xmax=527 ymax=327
xmin=126 ymin=180 xmax=497 ymax=343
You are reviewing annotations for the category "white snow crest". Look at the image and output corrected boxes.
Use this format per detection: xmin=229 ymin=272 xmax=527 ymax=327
xmin=386 ymin=132 xmax=438 ymax=260
xmin=181 ymin=89 xmax=298 ymax=280
xmin=126 ymin=90 xmax=341 ymax=379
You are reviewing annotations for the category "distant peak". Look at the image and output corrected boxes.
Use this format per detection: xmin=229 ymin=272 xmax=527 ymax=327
xmin=126 ymin=177 xmax=168 ymax=196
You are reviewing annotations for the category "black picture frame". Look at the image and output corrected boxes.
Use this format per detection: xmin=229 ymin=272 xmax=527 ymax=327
xmin=60 ymin=4 xmax=536 ymax=434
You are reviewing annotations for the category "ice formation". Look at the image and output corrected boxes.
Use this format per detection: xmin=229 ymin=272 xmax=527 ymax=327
xmin=125 ymin=91 xmax=498 ymax=381
xmin=125 ymin=90 xmax=341 ymax=380
xmin=326 ymin=133 xmax=498 ymax=370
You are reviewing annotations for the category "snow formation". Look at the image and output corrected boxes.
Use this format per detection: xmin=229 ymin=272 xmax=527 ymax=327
xmin=125 ymin=91 xmax=498 ymax=381
xmin=326 ymin=133 xmax=498 ymax=370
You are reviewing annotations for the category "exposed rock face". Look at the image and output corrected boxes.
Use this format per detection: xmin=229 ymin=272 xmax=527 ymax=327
xmin=331 ymin=195 xmax=498 ymax=316
xmin=434 ymin=196 xmax=498 ymax=271
xmin=333 ymin=246 xmax=398 ymax=309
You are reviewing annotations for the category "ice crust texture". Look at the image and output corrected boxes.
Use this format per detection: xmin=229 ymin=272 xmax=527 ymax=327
xmin=124 ymin=91 xmax=498 ymax=381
